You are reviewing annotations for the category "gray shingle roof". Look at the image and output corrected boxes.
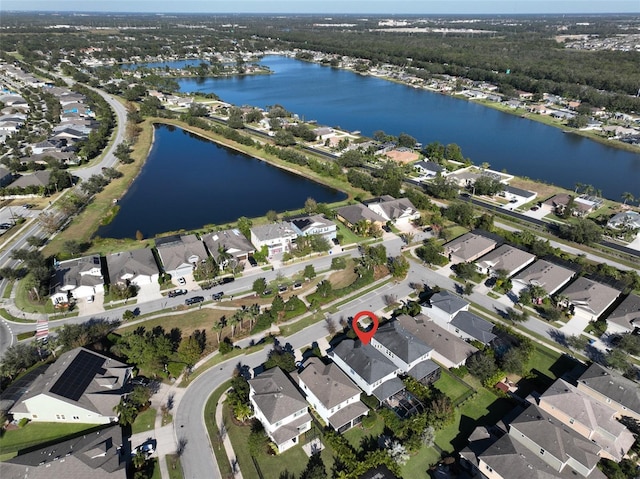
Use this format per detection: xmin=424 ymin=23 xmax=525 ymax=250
xmin=397 ymin=314 xmax=478 ymax=366
xmin=249 ymin=367 xmax=307 ymax=424
xmin=445 ymin=232 xmax=497 ymax=262
xmin=475 ymin=244 xmax=535 ymax=277
xmin=156 ymin=234 xmax=208 ymax=272
xmin=297 ymin=358 xmax=361 ymax=410
xmin=407 ymin=359 xmax=439 ymax=382
xmin=539 ymin=379 xmax=634 ymax=461
xmin=429 ymin=290 xmax=469 ymax=315
xmin=336 ymin=204 xmax=386 ymax=225
xmin=510 ymin=404 xmax=602 ymax=472
xmin=561 ymin=277 xmax=621 ymax=317
xmin=250 ymin=222 xmax=297 ymax=242
xmin=450 ymin=311 xmax=496 ymax=344
xmin=3 ymin=425 xmax=127 ymax=479
xmin=374 ymin=321 xmax=432 ymax=364
xmin=606 ymin=293 xmax=640 ymax=332
xmin=578 ymin=363 xmax=640 ymax=415
xmin=327 ymin=401 xmax=369 ymax=430
xmin=513 ymin=260 xmax=576 ymax=296
xmin=106 ymin=248 xmax=159 ymax=284
xmin=372 ymin=377 xmax=405 ymax=402
xmin=202 ymin=228 xmax=254 ymax=260
xmin=330 ymin=339 xmax=398 ymax=384
xmin=503 ymin=184 xmax=536 ymax=198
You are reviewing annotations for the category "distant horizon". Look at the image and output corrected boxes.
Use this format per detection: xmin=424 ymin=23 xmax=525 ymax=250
xmin=1 ymin=1 xmax=639 ymax=15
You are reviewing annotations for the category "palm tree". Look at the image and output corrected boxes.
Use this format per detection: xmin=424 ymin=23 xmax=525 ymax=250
xmin=229 ymin=311 xmax=242 ymax=337
xmin=622 ymin=192 xmax=634 ymax=206
xmin=574 ymin=182 xmax=583 ymax=194
xmin=212 ymin=320 xmax=224 ymax=343
xmin=233 ymin=402 xmax=252 ymax=423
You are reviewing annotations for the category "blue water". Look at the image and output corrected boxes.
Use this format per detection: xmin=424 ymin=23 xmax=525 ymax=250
xmin=96 ymin=124 xmax=346 ymax=240
xmin=178 ymin=56 xmax=640 ymax=201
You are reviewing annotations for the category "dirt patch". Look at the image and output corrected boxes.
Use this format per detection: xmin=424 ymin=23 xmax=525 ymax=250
xmin=508 ymin=177 xmax=567 ymax=201
xmin=328 ymin=264 xmax=358 ymax=289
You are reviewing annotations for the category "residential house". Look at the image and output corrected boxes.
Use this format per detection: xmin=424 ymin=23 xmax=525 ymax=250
xmin=296 ymin=358 xmax=368 ymax=433
xmin=50 ymin=255 xmax=104 ymax=305
xmin=501 ymin=185 xmax=537 ymax=203
xmin=607 ymin=211 xmax=640 ymax=230
xmin=474 ymin=244 xmax=536 ymax=278
xmin=444 ymin=232 xmax=498 ymax=264
xmin=536 ymin=378 xmax=635 ymax=461
xmin=577 ymin=363 xmax=640 ymax=421
xmin=511 ymin=260 xmax=576 ymax=297
xmin=155 ymin=234 xmax=208 ymax=279
xmin=7 ymin=170 xmax=51 ymax=190
xmin=10 ymin=347 xmax=131 ymax=424
xmin=414 ymin=160 xmax=445 ymax=178
xmin=312 ymin=126 xmax=334 ymax=140
xmin=335 ymin=204 xmax=386 ymax=228
xmin=329 ymin=339 xmax=403 ymax=403
xmin=0 ymin=166 xmax=13 ymax=187
xmin=461 ymin=404 xmax=607 ymax=479
xmin=559 ymin=277 xmax=621 ymax=322
xmin=249 ymin=222 xmax=298 ymax=256
xmin=542 ymin=194 xmax=601 ymax=217
xmin=1 ymin=424 xmax=128 ymax=479
xmin=31 ymin=139 xmax=67 ymax=155
xmin=105 ymin=248 xmax=160 ymax=287
xmin=248 ymin=367 xmax=312 ymax=453
xmin=290 ymin=214 xmax=337 ymax=243
xmin=370 ymin=320 xmax=440 ymax=385
xmin=397 ymin=313 xmax=478 ymax=369
xmin=424 ymin=290 xmax=469 ymax=324
xmin=364 ymin=195 xmax=420 ymax=225
xmin=202 ymin=228 xmax=255 ymax=265
xmin=449 ymin=311 xmax=497 ymax=345
xmin=605 ymin=293 xmax=640 ymax=334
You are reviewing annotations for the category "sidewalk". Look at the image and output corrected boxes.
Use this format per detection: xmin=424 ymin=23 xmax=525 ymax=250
xmin=216 ymin=392 xmax=243 ymax=479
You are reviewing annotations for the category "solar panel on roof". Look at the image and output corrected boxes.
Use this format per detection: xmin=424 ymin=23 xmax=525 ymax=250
xmin=50 ymin=350 xmax=106 ymax=401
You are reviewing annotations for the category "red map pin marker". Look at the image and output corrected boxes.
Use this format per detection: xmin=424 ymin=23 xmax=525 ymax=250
xmin=352 ymin=311 xmax=379 ymax=345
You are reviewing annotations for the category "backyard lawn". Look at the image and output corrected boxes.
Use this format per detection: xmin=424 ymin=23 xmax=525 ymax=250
xmin=223 ymin=402 xmax=335 ymax=479
xmin=0 ymin=422 xmax=98 ymax=458
xmin=343 ymin=415 xmax=385 ymax=450
xmin=433 ymin=371 xmax=475 ymax=405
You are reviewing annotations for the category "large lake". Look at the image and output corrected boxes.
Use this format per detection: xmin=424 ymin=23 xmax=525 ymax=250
xmin=178 ymin=56 xmax=640 ymax=201
xmin=96 ymin=124 xmax=346 ymax=240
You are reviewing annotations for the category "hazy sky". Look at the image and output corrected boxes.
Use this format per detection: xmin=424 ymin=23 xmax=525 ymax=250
xmin=2 ymin=1 xmax=639 ymax=14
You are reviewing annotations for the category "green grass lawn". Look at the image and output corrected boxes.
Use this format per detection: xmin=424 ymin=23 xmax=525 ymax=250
xmin=166 ymin=454 xmax=184 ymax=479
xmin=401 ymin=444 xmax=441 ymax=478
xmin=336 ymin=222 xmax=364 ymax=245
xmin=203 ymin=380 xmax=234 ymax=478
xmin=223 ymin=403 xmax=333 ymax=479
xmin=433 ymin=371 xmax=475 ymax=405
xmin=343 ymin=415 xmax=385 ymax=451
xmin=131 ymin=407 xmax=156 ymax=435
xmin=0 ymin=422 xmax=98 ymax=457
xmin=435 ymin=387 xmax=512 ymax=454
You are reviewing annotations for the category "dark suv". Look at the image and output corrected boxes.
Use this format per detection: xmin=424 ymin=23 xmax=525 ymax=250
xmin=185 ymin=296 xmax=205 ymax=305
xmin=212 ymin=292 xmax=224 ymax=301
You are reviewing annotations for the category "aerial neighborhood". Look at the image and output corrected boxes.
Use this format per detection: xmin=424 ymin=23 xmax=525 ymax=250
xmin=0 ymin=10 xmax=639 ymax=479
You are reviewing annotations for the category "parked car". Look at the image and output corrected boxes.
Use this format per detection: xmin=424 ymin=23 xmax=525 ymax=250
xmin=0 ymin=223 xmax=12 ymax=230
xmin=247 ymin=256 xmax=258 ymax=267
xmin=132 ymin=441 xmax=155 ymax=457
xmin=87 ymin=295 xmax=94 ymax=303
xmin=530 ymin=206 xmax=539 ymax=211
xmin=262 ymin=289 xmax=273 ymax=296
xmin=177 ymin=277 xmax=186 ymax=285
xmin=293 ymin=282 xmax=302 ymax=290
xmin=221 ymin=276 xmax=235 ymax=284
xmin=331 ymin=238 xmax=340 ymax=246
xmin=278 ymin=284 xmax=287 ymax=293
xmin=212 ymin=291 xmax=224 ymax=301
xmin=168 ymin=289 xmax=188 ymax=298
xmin=185 ymin=296 xmax=204 ymax=305
xmin=23 ymin=203 xmax=34 ymax=209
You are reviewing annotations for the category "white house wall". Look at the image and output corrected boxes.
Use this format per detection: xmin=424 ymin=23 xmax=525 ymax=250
xmin=14 ymin=395 xmax=115 ymax=424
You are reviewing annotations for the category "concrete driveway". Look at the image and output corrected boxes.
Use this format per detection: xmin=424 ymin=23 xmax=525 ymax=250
xmin=77 ymin=292 xmax=105 ymax=316
xmin=136 ymin=282 xmax=162 ymax=304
